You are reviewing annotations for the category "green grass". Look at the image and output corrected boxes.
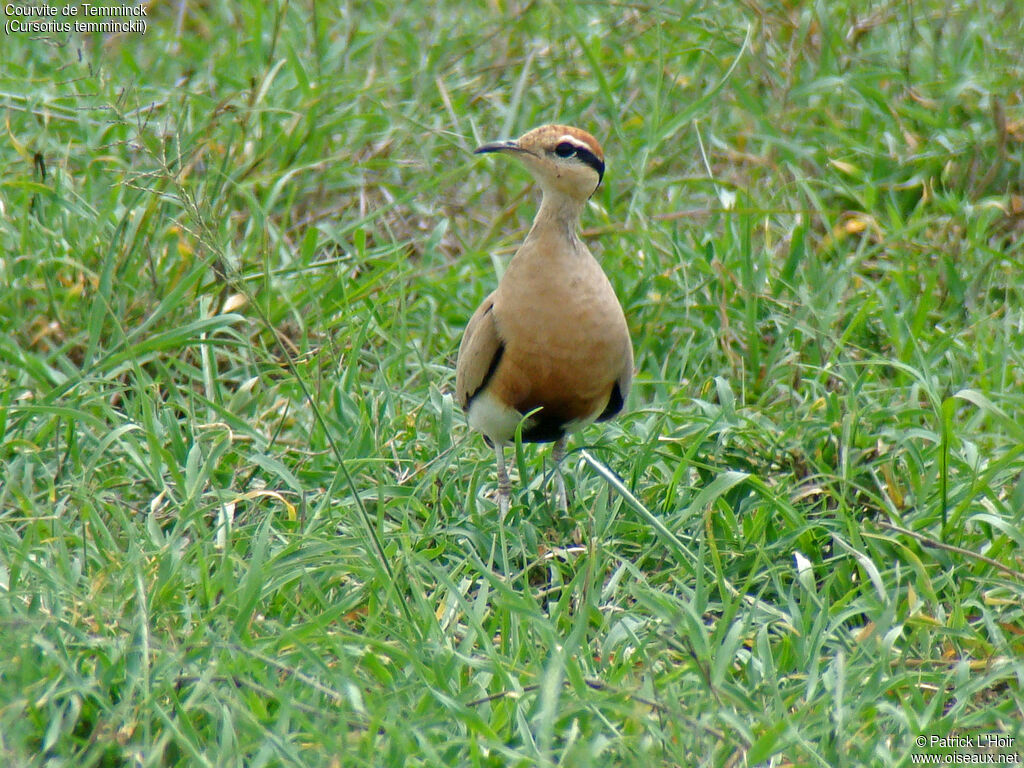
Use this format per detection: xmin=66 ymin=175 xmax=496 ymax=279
xmin=2 ymin=1 xmax=1023 ymax=765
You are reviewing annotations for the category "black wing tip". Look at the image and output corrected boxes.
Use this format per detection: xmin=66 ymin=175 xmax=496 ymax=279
xmin=596 ymin=382 xmax=625 ymax=422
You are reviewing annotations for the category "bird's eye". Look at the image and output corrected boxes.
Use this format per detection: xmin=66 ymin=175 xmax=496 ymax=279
xmin=554 ymin=142 xmax=577 ymax=158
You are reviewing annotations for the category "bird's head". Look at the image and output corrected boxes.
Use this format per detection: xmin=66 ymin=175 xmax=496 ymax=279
xmin=475 ymin=124 xmax=605 ymax=201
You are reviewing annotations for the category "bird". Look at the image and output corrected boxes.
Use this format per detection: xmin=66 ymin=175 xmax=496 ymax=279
xmin=456 ymin=124 xmax=633 ymax=515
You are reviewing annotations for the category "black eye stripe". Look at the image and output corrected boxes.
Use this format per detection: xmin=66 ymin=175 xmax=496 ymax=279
xmin=555 ymin=141 xmax=578 ymax=158
xmin=551 ymin=142 xmax=605 ymax=181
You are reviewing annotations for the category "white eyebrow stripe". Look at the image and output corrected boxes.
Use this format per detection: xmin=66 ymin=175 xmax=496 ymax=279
xmin=558 ymin=136 xmax=588 ymax=147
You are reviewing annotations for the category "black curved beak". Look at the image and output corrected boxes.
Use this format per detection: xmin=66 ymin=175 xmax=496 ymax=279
xmin=474 ymin=140 xmax=527 ymax=155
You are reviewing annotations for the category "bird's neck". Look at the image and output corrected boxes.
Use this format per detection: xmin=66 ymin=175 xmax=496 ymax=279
xmin=527 ymin=190 xmax=586 ymax=248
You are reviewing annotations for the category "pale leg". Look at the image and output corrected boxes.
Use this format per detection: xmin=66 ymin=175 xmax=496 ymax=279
xmin=551 ymin=437 xmax=568 ymax=512
xmin=494 ymin=442 xmax=510 ymax=516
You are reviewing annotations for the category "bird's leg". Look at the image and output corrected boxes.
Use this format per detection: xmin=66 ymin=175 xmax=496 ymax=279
xmin=551 ymin=437 xmax=568 ymax=512
xmin=494 ymin=442 xmax=510 ymax=516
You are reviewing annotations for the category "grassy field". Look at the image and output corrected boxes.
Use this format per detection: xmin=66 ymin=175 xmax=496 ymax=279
xmin=2 ymin=0 xmax=1023 ymax=765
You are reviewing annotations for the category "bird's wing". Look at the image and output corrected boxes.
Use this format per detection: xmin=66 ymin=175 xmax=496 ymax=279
xmin=455 ymin=291 xmax=504 ymax=410
xmin=597 ymin=335 xmax=634 ymax=422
